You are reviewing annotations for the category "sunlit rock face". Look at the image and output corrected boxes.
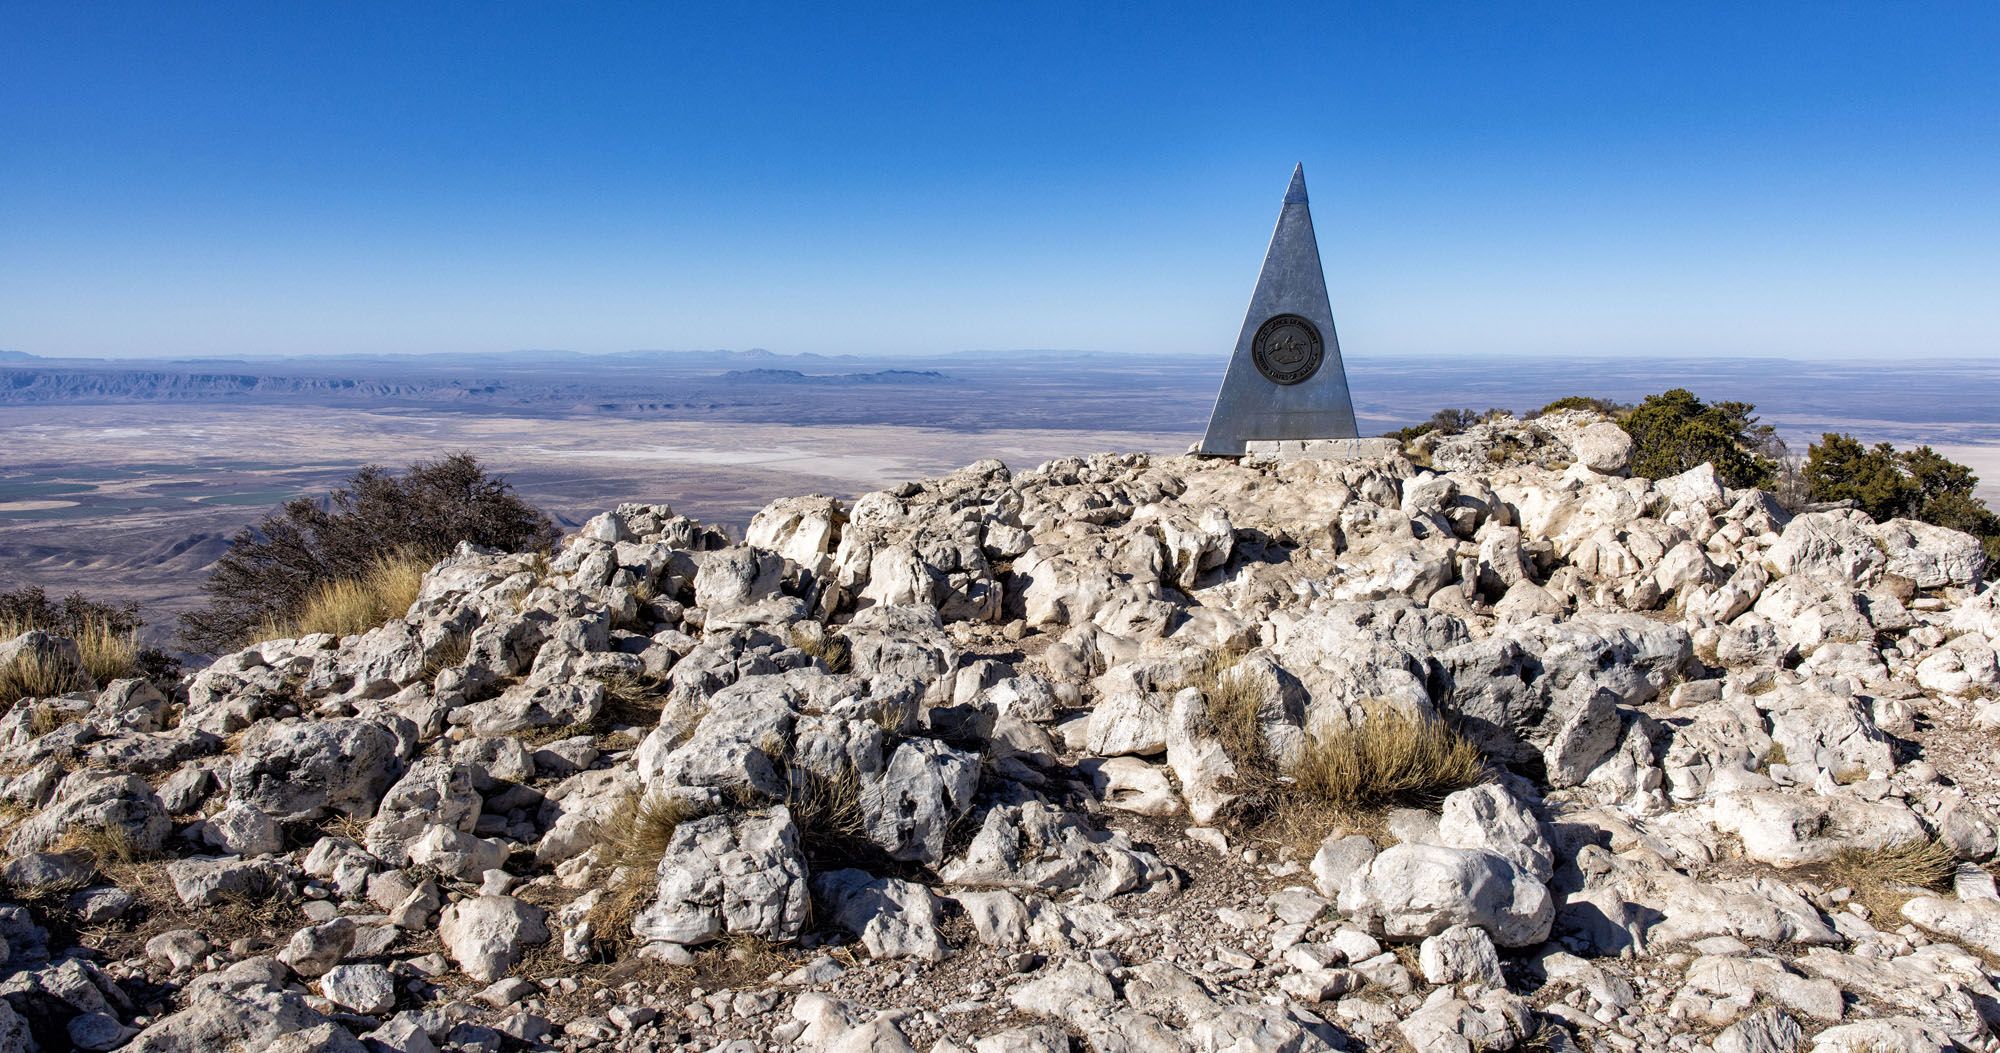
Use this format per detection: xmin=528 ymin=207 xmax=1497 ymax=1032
xmin=4 ymin=422 xmax=1998 ymax=1051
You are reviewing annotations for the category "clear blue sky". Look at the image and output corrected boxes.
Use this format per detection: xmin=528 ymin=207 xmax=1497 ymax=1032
xmin=2 ymin=3 xmax=1995 ymax=360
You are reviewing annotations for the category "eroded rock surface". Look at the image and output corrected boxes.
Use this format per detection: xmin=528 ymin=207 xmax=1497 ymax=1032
xmin=2 ymin=427 xmax=1998 ymax=1050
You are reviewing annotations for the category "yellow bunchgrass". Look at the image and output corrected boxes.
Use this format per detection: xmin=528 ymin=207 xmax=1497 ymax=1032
xmin=1286 ymin=702 xmax=1488 ymax=812
xmin=257 ymin=551 xmax=430 ymax=641
xmin=53 ymin=823 xmax=142 ymax=868
xmin=788 ymin=623 xmax=851 ymax=674
xmin=0 ymin=614 xmax=139 ymax=709
xmin=1176 ymin=651 xmax=1265 ymax=769
xmin=785 ymin=765 xmax=871 ymax=867
xmin=586 ymin=792 xmax=701 ymax=949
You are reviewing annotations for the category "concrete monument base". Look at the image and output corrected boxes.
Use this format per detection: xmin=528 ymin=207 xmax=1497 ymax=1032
xmin=1240 ymin=437 xmax=1404 ymax=463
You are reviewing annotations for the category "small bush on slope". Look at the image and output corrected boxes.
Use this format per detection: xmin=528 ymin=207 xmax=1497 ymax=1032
xmin=182 ymin=452 xmax=556 ymax=652
xmin=1386 ymin=389 xmax=1785 ymax=492
xmin=1383 ymin=406 xmax=1511 ymax=445
xmin=1621 ymin=388 xmax=1783 ymax=490
xmin=1531 ymin=395 xmax=1628 ymax=418
xmin=1806 ymin=434 xmax=2000 ymax=564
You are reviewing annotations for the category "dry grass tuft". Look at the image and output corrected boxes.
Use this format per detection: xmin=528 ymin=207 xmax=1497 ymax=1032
xmin=319 ymin=813 xmax=371 ymax=844
xmin=2 ymin=614 xmax=140 ymax=697
xmin=27 ymin=703 xmax=77 ymax=737
xmin=786 ymin=765 xmax=873 ymax=869
xmin=257 ymin=550 xmax=430 ymax=641
xmin=420 ymin=634 xmax=472 ymax=680
xmin=1842 ymin=838 xmax=1959 ymax=890
xmin=1 ymin=650 xmax=87 ymax=711
xmin=606 ymin=793 xmax=696 ymax=873
xmin=1819 ymin=838 xmax=1959 ymax=920
xmin=53 ymin=823 xmax=143 ymax=869
xmin=597 ymin=673 xmax=668 ymax=730
xmin=703 ymin=933 xmax=795 ymax=987
xmin=1286 ymin=702 xmax=1488 ymax=812
xmin=1232 ymin=701 xmax=1488 ymax=857
xmin=585 ymin=792 xmax=701 ymax=951
xmin=789 ymin=624 xmax=852 ymax=674
xmin=1177 ymin=652 xmax=1264 ymax=769
xmin=71 ymin=619 xmax=139 ymax=685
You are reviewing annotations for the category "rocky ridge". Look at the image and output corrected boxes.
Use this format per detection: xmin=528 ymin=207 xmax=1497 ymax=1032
xmin=2 ymin=409 xmax=1999 ymax=1053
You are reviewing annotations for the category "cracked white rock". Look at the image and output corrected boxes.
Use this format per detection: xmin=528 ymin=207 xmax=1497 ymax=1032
xmin=812 ymin=868 xmax=948 ymax=962
xmin=319 ymin=962 xmax=396 ymax=1015
xmin=438 ymin=894 xmax=548 ymax=983
xmin=1338 ymin=843 xmax=1553 ymax=948
xmin=631 ymin=807 xmax=809 ymax=946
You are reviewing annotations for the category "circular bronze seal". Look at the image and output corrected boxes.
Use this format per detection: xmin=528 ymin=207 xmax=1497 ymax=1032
xmin=1251 ymin=313 xmax=1323 ymax=385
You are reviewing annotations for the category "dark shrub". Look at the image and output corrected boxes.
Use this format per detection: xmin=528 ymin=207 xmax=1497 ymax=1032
xmin=1806 ymin=434 xmax=2000 ymax=564
xmin=1622 ymin=388 xmax=1781 ymax=490
xmin=180 ymin=452 xmax=557 ymax=652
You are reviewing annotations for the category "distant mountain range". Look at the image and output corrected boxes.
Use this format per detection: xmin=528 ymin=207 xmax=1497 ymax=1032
xmin=720 ymin=369 xmax=949 ymax=384
xmin=0 ymin=347 xmax=1134 ymax=369
xmin=0 ymin=367 xmax=463 ymax=403
xmin=0 ymin=348 xmax=1142 ymax=408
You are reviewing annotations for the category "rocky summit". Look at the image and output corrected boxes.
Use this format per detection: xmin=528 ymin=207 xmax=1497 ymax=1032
xmin=5 ymin=408 xmax=2000 ymax=1053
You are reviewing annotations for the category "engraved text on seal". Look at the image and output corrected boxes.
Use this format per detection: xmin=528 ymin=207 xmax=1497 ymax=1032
xmin=1251 ymin=313 xmax=1323 ymax=385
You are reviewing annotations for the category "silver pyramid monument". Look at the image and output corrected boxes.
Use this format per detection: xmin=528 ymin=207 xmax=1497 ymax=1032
xmin=1196 ymin=164 xmax=1359 ymax=455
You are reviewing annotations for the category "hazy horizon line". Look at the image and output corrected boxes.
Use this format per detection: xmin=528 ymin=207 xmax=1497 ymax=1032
xmin=5 ymin=347 xmax=1997 ymax=368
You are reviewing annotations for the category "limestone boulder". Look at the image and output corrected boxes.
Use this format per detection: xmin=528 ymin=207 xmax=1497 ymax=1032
xmin=7 ymin=770 xmax=170 ymax=857
xmin=1870 ymin=518 xmax=1988 ymax=588
xmin=631 ymin=807 xmax=809 ymax=946
xmin=1713 ymin=791 xmax=1930 ymax=868
xmin=438 ymin=894 xmax=548 ymax=983
xmin=1914 ymin=639 xmax=2000 ymax=697
xmin=199 ymin=802 xmax=285 ymax=857
xmin=811 ymin=869 xmax=948 ymax=961
xmin=364 ymin=756 xmax=480 ymax=866
xmin=860 ymin=738 xmax=979 ymax=864
xmin=1338 ymin=843 xmax=1554 ymax=947
xmin=1768 ymin=511 xmax=1885 ymax=586
xmin=125 ymin=980 xmax=341 ymax=1053
xmin=1083 ymin=690 xmax=1170 ymax=757
xmin=1078 ymin=757 xmax=1181 ymax=817
xmin=1434 ymin=783 xmax=1554 ymax=883
xmin=1433 ymin=613 xmax=1688 ymax=786
xmin=941 ymin=800 xmax=1168 ymax=901
xmin=1165 ymin=688 xmax=1239 ymax=826
xmin=229 ymin=718 xmax=406 ymax=823
xmin=1567 ymin=422 xmax=1635 ymax=473
xmin=1418 ymin=924 xmax=1505 ymax=989
xmin=318 ymin=963 xmax=395 ymax=1016
xmin=746 ymin=495 xmax=846 ymax=579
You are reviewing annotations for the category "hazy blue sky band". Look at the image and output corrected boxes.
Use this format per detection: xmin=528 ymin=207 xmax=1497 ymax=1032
xmin=2 ymin=3 xmax=1995 ymax=359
